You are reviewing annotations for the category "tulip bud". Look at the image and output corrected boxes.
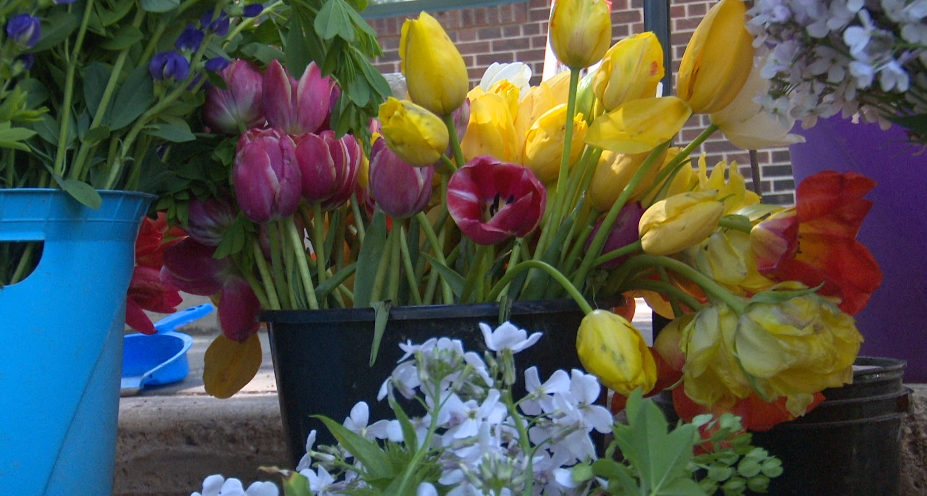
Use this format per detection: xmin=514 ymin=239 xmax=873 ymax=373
xmin=522 ymin=104 xmax=587 ymax=183
xmin=368 ymin=139 xmax=434 ymax=219
xmin=175 ymin=24 xmax=205 ymax=52
xmin=576 ymin=310 xmax=657 ymax=395
xmin=400 ymin=12 xmax=469 ymax=116
xmin=218 ymin=276 xmax=262 ymax=342
xmin=587 ymin=149 xmax=665 ymax=212
xmin=294 ymin=130 xmax=361 ymax=210
xmin=639 ymin=191 xmax=724 ymax=256
xmin=320 ymin=132 xmax=362 ymax=211
xmin=447 ymin=156 xmax=547 ymax=245
xmin=677 ymin=0 xmax=754 ymax=114
xmin=232 ymin=127 xmax=302 ymax=223
xmin=6 ymin=14 xmax=40 ymax=49
xmin=186 ymin=196 xmax=238 ymax=246
xmin=378 ymin=97 xmax=450 ymax=167
xmin=548 ymin=0 xmax=612 ymax=69
xmin=149 ymin=50 xmax=190 ymax=82
xmin=203 ymin=60 xmax=265 ymax=135
xmin=263 ymin=60 xmax=334 ymax=135
xmin=586 ymin=203 xmax=645 ymax=269
xmin=593 ymin=32 xmax=665 ymax=111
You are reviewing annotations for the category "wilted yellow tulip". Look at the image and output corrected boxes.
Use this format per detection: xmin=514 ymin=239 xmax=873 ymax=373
xmin=461 ymin=91 xmax=519 ymax=162
xmin=522 ymin=104 xmax=587 ymax=182
xmin=710 ymin=54 xmax=804 ymax=149
xmin=576 ymin=309 xmax=657 ymax=395
xmin=378 ymin=97 xmax=450 ymax=166
xmin=639 ymin=190 xmax=723 ymax=255
xmin=686 ymin=229 xmax=774 ymax=296
xmin=400 ymin=12 xmax=469 ymax=115
xmin=514 ymin=83 xmax=558 ymax=152
xmin=585 ymin=97 xmax=692 ymax=154
xmin=549 ymin=0 xmax=612 ymax=69
xmin=593 ymin=33 xmax=665 ymax=111
xmin=696 ymin=156 xmax=760 ymax=214
xmin=736 ymin=287 xmax=863 ymax=416
xmin=680 ymin=303 xmax=753 ymax=409
xmin=677 ymin=0 xmax=754 ymax=114
xmin=587 ymin=148 xmax=666 ymax=212
xmin=545 ymin=69 xmax=573 ymax=106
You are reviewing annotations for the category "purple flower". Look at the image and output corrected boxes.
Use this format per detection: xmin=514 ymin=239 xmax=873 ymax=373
xmin=200 ymin=10 xmax=229 ymax=36
xmin=232 ymin=127 xmax=302 ymax=223
xmin=16 ymin=53 xmax=34 ymax=71
xmin=263 ymin=60 xmax=335 ymax=135
xmin=586 ymin=202 xmax=645 ymax=269
xmin=243 ymin=4 xmax=264 ymax=17
xmin=149 ymin=51 xmax=190 ymax=82
xmin=176 ymin=24 xmax=205 ymax=52
xmin=6 ymin=14 xmax=40 ymax=49
xmin=205 ymin=57 xmax=231 ymax=72
xmin=186 ymin=196 xmax=238 ymax=246
xmin=293 ymin=130 xmax=361 ymax=210
xmin=368 ymin=139 xmax=434 ymax=219
xmin=55 ymin=0 xmax=77 ymax=3
xmin=203 ymin=59 xmax=264 ymax=134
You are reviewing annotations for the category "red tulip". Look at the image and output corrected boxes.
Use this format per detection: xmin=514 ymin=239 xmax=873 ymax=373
xmin=126 ymin=266 xmax=184 ymax=334
xmin=233 ymin=127 xmax=302 ymax=223
xmin=368 ymin=139 xmax=434 ymax=219
xmin=263 ymin=60 xmax=334 ymax=135
xmin=447 ymin=156 xmax=546 ymax=245
xmin=203 ymin=59 xmax=265 ymax=134
xmin=293 ymin=130 xmax=361 ymax=209
xmin=752 ymin=171 xmax=882 ymax=314
xmin=672 ymin=385 xmax=825 ymax=432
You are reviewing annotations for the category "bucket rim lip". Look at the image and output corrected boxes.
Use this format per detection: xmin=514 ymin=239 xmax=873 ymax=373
xmin=260 ymin=298 xmax=620 ymax=324
xmin=853 ymin=356 xmax=908 ymax=376
xmin=0 ymin=187 xmax=156 ymax=200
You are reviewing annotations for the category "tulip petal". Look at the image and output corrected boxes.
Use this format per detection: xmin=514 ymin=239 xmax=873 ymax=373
xmin=585 ymin=97 xmax=692 ymax=154
xmin=203 ymin=333 xmax=263 ymax=399
xmin=218 ymin=277 xmax=262 ymax=342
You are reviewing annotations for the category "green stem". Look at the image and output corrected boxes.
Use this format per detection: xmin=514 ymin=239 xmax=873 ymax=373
xmin=350 ymin=192 xmax=366 ymax=244
xmin=443 ymin=113 xmax=464 ymax=171
xmin=591 ymin=239 xmax=643 ymax=267
xmin=287 ymin=216 xmax=320 ymax=309
xmin=370 ymin=224 xmax=395 ymax=303
xmin=9 ymin=243 xmax=35 ymax=285
xmin=504 ymin=389 xmax=534 ymax=496
xmin=313 ymin=204 xmax=328 ymax=290
xmin=268 ymin=221 xmax=291 ymax=309
xmin=459 ymin=244 xmax=490 ymax=303
xmin=657 ymin=266 xmax=683 ymax=318
xmin=414 ymin=211 xmax=453 ymax=304
xmin=623 ymin=254 xmax=745 ymax=314
xmin=53 ymin=0 xmax=95 ymax=178
xmin=239 ymin=262 xmax=272 ymax=310
xmin=252 ymin=240 xmax=281 ymax=310
xmin=485 ymin=260 xmax=593 ymax=314
xmin=399 ymin=225 xmax=423 ymax=305
xmin=624 ymin=279 xmax=704 ymax=314
xmin=718 ymin=215 xmax=754 ymax=233
xmin=387 ymin=222 xmax=402 ymax=302
xmin=551 ymin=68 xmax=581 ymax=229
xmin=571 ymin=141 xmax=670 ymax=289
xmin=498 ymin=241 xmax=522 ymax=302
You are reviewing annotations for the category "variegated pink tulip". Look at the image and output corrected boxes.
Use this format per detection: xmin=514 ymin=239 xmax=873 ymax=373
xmin=294 ymin=130 xmax=361 ymax=210
xmin=263 ymin=60 xmax=335 ymax=135
xmin=368 ymin=139 xmax=434 ymax=219
xmin=203 ymin=59 xmax=265 ymax=134
xmin=233 ymin=127 xmax=302 ymax=223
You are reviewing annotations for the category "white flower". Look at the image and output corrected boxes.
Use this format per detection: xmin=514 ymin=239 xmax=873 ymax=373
xmin=191 ymin=475 xmax=279 ymax=496
xmin=417 ymin=482 xmax=439 ymax=496
xmin=295 ymin=430 xmax=317 ymax=472
xmin=479 ymin=62 xmax=533 ymax=97
xmin=443 ymin=389 xmax=506 ymax=440
xmin=480 ymin=322 xmax=542 ymax=354
xmin=520 ymin=367 xmax=570 ymax=415
xmin=343 ymin=402 xmax=390 ymax=440
xmin=300 ymin=466 xmax=337 ymax=496
xmin=378 ymin=360 xmax=421 ymax=401
xmin=879 ymin=60 xmax=910 ymax=91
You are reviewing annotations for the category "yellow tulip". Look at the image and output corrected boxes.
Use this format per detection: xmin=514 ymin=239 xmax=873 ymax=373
xmin=549 ymin=0 xmax=612 ymax=69
xmin=522 ymin=104 xmax=587 ymax=182
xmin=680 ymin=303 xmax=753 ymax=409
xmin=378 ymin=97 xmax=449 ymax=167
xmin=735 ymin=286 xmax=863 ymax=416
xmin=461 ymin=91 xmax=519 ymax=163
xmin=696 ymin=156 xmax=760 ymax=214
xmin=400 ymin=12 xmax=469 ymax=115
xmin=593 ymin=33 xmax=665 ymax=110
xmin=514 ymin=83 xmax=558 ymax=154
xmin=487 ymin=80 xmax=521 ymax=122
xmin=639 ymin=190 xmax=723 ymax=255
xmin=576 ymin=309 xmax=657 ymax=395
xmin=587 ymin=148 xmax=666 ymax=212
xmin=709 ymin=53 xmax=804 ymax=149
xmin=677 ymin=0 xmax=754 ymax=114
xmin=686 ymin=229 xmax=774 ymax=296
xmin=585 ymin=97 xmax=692 ymax=154
xmin=545 ymin=68 xmax=573 ymax=106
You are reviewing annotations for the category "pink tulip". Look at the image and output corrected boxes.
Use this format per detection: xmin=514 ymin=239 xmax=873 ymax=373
xmin=368 ymin=139 xmax=434 ymax=219
xmin=293 ymin=130 xmax=360 ymax=210
xmin=233 ymin=127 xmax=302 ymax=223
xmin=203 ymin=59 xmax=265 ymax=134
xmin=218 ymin=276 xmax=261 ymax=342
xmin=186 ymin=196 xmax=237 ymax=246
xmin=263 ymin=60 xmax=334 ymax=135
xmin=586 ymin=202 xmax=645 ymax=268
xmin=447 ymin=156 xmax=546 ymax=245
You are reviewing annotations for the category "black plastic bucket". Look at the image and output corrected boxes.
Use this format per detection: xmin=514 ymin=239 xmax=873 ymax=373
xmin=655 ymin=357 xmax=910 ymax=495
xmin=263 ymin=299 xmax=595 ymax=464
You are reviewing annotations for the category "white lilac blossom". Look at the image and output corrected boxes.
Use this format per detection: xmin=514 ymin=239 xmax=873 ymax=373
xmin=190 ymin=475 xmax=279 ymax=496
xmin=197 ymin=322 xmax=611 ymax=495
xmin=747 ymin=0 xmax=927 ymax=140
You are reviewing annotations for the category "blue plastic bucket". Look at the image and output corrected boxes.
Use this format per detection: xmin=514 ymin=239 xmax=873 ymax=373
xmin=0 ymin=189 xmax=152 ymax=495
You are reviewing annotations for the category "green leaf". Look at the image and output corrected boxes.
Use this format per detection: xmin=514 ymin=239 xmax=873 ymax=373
xmin=887 ymin=113 xmax=927 ymax=138
xmin=82 ymin=63 xmax=111 ymax=120
xmin=100 ymin=24 xmax=144 ymax=50
xmin=591 ymin=459 xmax=641 ymax=496
xmin=0 ymin=126 xmax=37 ymax=143
xmin=353 ymin=210 xmax=388 ymax=308
xmin=285 ymin=17 xmax=311 ymax=79
xmin=110 ymin=66 xmax=154 ymax=130
xmin=140 ymin=0 xmax=180 ymax=13
xmin=314 ymin=415 xmax=393 ymax=480
xmin=33 ymin=10 xmax=82 ymax=52
xmin=420 ymin=253 xmax=466 ymax=297
xmin=387 ymin=394 xmax=418 ymax=454
xmin=369 ymin=300 xmax=391 ymax=366
xmin=314 ymin=0 xmax=356 ymax=42
xmin=147 ymin=122 xmax=196 ymax=142
xmin=315 ymin=263 xmax=357 ymax=300
xmin=84 ymin=126 xmax=111 ymax=145
xmin=52 ymin=175 xmax=102 ymax=209
xmin=205 ymin=71 xmax=229 ymax=91
xmin=240 ymin=43 xmax=287 ymax=65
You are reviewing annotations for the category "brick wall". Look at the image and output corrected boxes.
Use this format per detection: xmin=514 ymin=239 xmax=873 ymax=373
xmin=368 ymin=0 xmax=796 ymax=205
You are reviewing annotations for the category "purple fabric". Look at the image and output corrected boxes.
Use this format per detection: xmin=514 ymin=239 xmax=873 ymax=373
xmin=789 ymin=116 xmax=927 ymax=381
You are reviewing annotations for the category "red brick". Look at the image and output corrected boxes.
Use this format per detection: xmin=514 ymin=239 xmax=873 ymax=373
xmin=613 ymin=10 xmax=641 ymax=23
xmin=479 ymin=27 xmax=501 ymax=39
xmin=529 ymin=8 xmax=550 ymax=22
xmin=611 ymin=0 xmax=630 ymax=10
xmin=523 ymin=22 xmax=541 ymax=36
xmin=477 ymin=52 xmax=514 ymax=65
xmin=611 ymin=24 xmax=630 ymax=39
xmin=457 ymin=41 xmax=491 ymax=54
xmin=673 ymin=17 xmax=703 ymax=31
xmin=502 ymin=25 xmax=521 ymax=37
xmin=529 ymin=0 xmax=550 ymax=8
xmin=687 ymin=3 xmax=708 ymax=16
xmin=379 ymin=49 xmax=400 ymax=63
xmin=493 ymin=37 xmax=530 ymax=51
xmin=458 ymin=28 xmax=478 ymax=42
xmin=468 ymin=67 xmax=485 ymax=81
xmin=379 ymin=36 xmax=400 ymax=50
xmin=514 ymin=4 xmax=529 ymax=22
xmin=531 ymin=34 xmax=549 ymax=49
